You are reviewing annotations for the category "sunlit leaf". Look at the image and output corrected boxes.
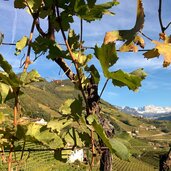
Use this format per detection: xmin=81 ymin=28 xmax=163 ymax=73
xmin=73 ymin=53 xmax=92 ymax=66
xmin=153 ymin=41 xmax=171 ymax=67
xmin=21 ymin=70 xmax=42 ymax=85
xmin=15 ymin=36 xmax=28 ymax=55
xmin=104 ymin=0 xmax=144 ymax=51
xmin=62 ymin=128 xmax=83 ymax=147
xmin=0 ymin=83 xmax=11 ymax=104
xmin=68 ymin=29 xmax=80 ymax=50
xmin=26 ymin=123 xmax=64 ymax=148
xmin=94 ymin=43 xmax=118 ymax=77
xmin=47 ymin=118 xmax=73 ymax=134
xmin=94 ymin=44 xmax=146 ymax=91
xmin=88 ymin=115 xmax=130 ymax=160
xmin=111 ymin=69 xmax=147 ymax=91
xmin=59 ymin=99 xmax=75 ymax=115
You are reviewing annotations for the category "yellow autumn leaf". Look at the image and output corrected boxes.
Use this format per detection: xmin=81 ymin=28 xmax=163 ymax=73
xmin=153 ymin=40 xmax=171 ymax=67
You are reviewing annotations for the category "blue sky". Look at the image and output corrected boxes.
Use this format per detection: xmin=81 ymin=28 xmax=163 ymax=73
xmin=0 ymin=0 xmax=171 ymax=107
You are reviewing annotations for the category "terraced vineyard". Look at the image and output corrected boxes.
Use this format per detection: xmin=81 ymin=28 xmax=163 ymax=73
xmin=0 ymin=140 xmax=160 ymax=171
xmin=112 ymin=155 xmax=157 ymax=171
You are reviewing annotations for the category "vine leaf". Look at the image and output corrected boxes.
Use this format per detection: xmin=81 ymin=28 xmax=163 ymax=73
xmin=62 ymin=128 xmax=84 ymax=147
xmin=26 ymin=123 xmax=64 ymax=149
xmin=20 ymin=70 xmax=42 ymax=85
xmin=144 ymin=40 xmax=171 ymax=67
xmin=104 ymin=0 xmax=145 ymax=51
xmin=75 ymin=1 xmax=119 ymax=21
xmin=14 ymin=0 xmax=42 ymax=13
xmin=47 ymin=119 xmax=73 ymax=135
xmin=0 ymin=83 xmax=11 ymax=104
xmin=68 ymin=29 xmax=80 ymax=50
xmin=94 ymin=43 xmax=118 ymax=77
xmin=95 ymin=44 xmax=147 ymax=91
xmin=111 ymin=68 xmax=147 ymax=91
xmin=15 ymin=36 xmax=28 ymax=55
xmin=59 ymin=99 xmax=75 ymax=115
xmin=85 ymin=65 xmax=100 ymax=84
xmin=87 ymin=115 xmax=130 ymax=160
xmin=0 ymin=54 xmax=20 ymax=86
xmin=59 ymin=97 xmax=83 ymax=117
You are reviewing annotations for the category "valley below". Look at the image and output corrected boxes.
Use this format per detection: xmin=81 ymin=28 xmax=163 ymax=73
xmin=1 ymin=79 xmax=171 ymax=170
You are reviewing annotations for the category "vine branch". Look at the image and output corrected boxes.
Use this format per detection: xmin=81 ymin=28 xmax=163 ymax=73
xmin=23 ymin=18 xmax=36 ymax=72
xmin=99 ymin=79 xmax=109 ymax=98
xmin=139 ymin=31 xmax=153 ymax=41
xmin=158 ymin=0 xmax=165 ymax=33
xmin=158 ymin=0 xmax=171 ymax=33
xmin=55 ymin=4 xmax=88 ymax=111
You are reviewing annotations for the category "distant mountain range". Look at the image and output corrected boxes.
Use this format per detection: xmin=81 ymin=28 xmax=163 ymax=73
xmin=119 ymin=105 xmax=171 ymax=120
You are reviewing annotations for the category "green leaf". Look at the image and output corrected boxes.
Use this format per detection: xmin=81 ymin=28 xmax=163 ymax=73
xmin=31 ymin=36 xmax=49 ymax=54
xmin=59 ymin=97 xmax=83 ymax=117
xmin=90 ymin=115 xmax=130 ymax=160
xmin=70 ymin=96 xmax=83 ymax=117
xmin=15 ymin=36 xmax=28 ymax=55
xmin=0 ymin=54 xmax=20 ymax=86
xmin=94 ymin=44 xmax=146 ymax=91
xmin=68 ymin=29 xmax=80 ymax=50
xmin=21 ymin=70 xmax=42 ymax=85
xmin=48 ymin=43 xmax=64 ymax=60
xmin=0 ymin=83 xmax=11 ymax=104
xmin=62 ymin=128 xmax=83 ymax=147
xmin=47 ymin=118 xmax=73 ymax=134
xmin=74 ymin=1 xmax=119 ymax=21
xmin=54 ymin=11 xmax=74 ymax=32
xmin=85 ymin=65 xmax=100 ymax=84
xmin=0 ymin=33 xmax=4 ymax=45
xmin=16 ymin=124 xmax=28 ymax=140
xmin=94 ymin=43 xmax=118 ymax=77
xmin=109 ymin=138 xmax=131 ymax=160
xmin=26 ymin=123 xmax=64 ymax=148
xmin=72 ymin=53 xmax=92 ymax=66
xmin=111 ymin=69 xmax=147 ymax=91
xmin=59 ymin=99 xmax=75 ymax=115
xmin=104 ymin=0 xmax=144 ymax=51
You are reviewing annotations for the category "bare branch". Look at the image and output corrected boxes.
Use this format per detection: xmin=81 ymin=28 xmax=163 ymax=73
xmin=158 ymin=0 xmax=165 ymax=33
xmin=139 ymin=31 xmax=153 ymax=41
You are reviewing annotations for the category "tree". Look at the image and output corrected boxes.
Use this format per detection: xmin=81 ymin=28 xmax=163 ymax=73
xmin=0 ymin=0 xmax=170 ymax=171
